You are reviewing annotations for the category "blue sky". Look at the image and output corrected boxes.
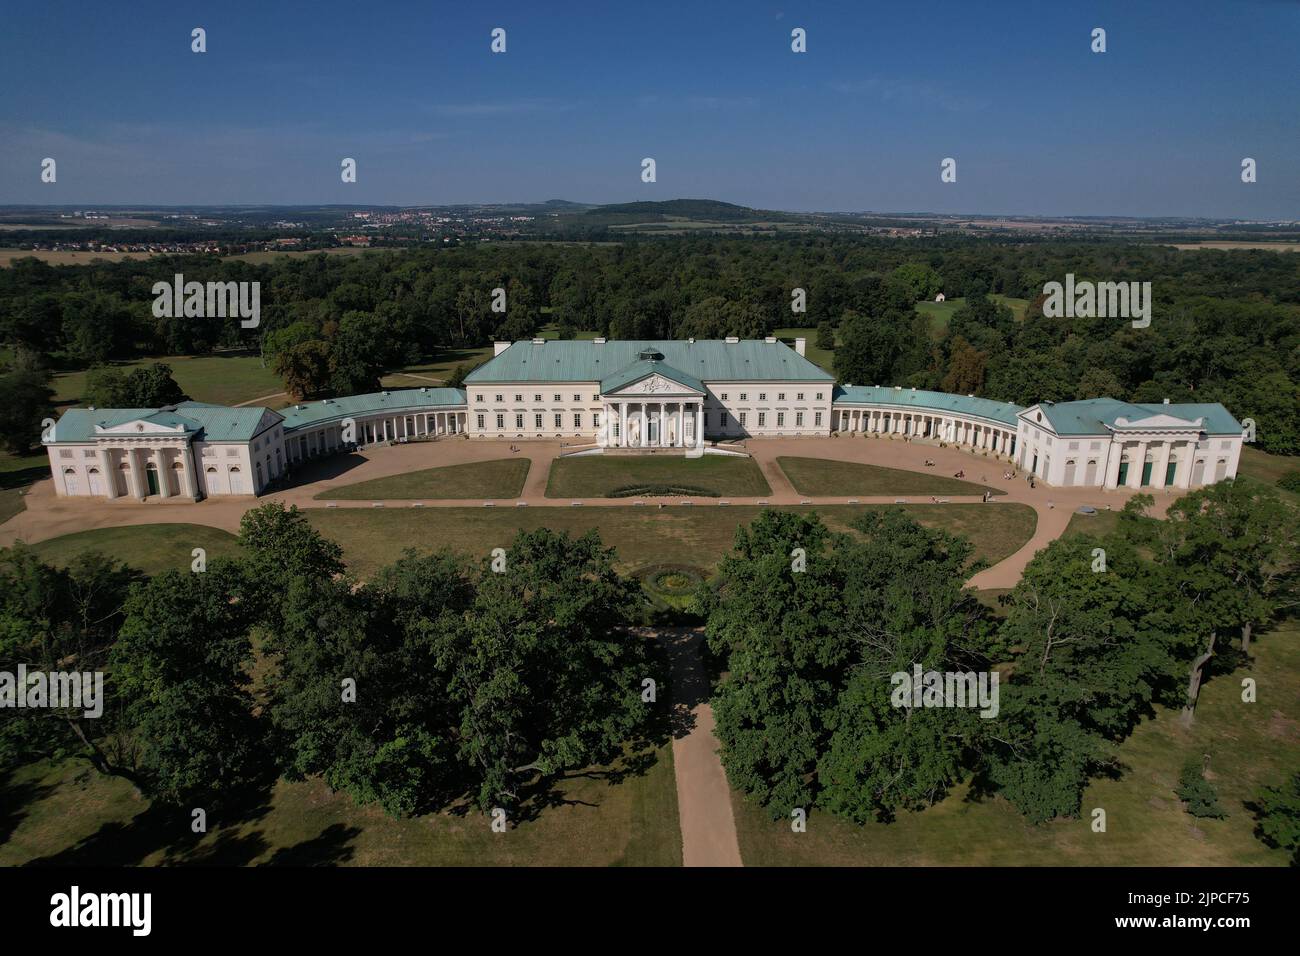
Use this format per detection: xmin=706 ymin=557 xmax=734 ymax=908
xmin=2 ymin=0 xmax=1297 ymax=216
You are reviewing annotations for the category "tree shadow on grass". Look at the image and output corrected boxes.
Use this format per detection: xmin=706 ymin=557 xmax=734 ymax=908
xmin=22 ymin=773 xmax=278 ymax=867
xmin=0 ymin=766 xmax=59 ymax=846
xmin=260 ymin=824 xmax=361 ymax=866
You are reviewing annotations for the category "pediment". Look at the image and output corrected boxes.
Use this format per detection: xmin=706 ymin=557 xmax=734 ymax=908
xmin=95 ymin=419 xmax=189 ymax=436
xmin=607 ymin=372 xmax=703 ymax=396
xmin=1114 ymin=413 xmax=1202 ymax=430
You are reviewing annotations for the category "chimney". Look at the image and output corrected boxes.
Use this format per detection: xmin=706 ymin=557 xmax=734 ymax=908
xmin=764 ymin=336 xmax=777 ymax=344
xmin=531 ymin=337 xmax=546 ymax=345
xmin=794 ymin=337 xmax=806 ymax=356
xmin=688 ymin=337 xmax=695 ymax=344
xmin=725 ymin=336 xmax=739 ymax=344
xmin=593 ymin=337 xmax=606 ymax=345
xmin=1162 ymin=397 xmax=1170 ymax=404
xmin=493 ymin=342 xmax=510 ymax=356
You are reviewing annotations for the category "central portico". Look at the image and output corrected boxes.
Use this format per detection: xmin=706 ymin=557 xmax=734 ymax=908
xmin=599 ymin=351 xmax=705 ymax=455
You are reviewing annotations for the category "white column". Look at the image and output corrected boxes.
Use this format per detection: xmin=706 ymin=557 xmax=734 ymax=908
xmin=695 ymin=402 xmax=704 ymax=447
xmin=1154 ymin=441 xmax=1172 ymax=490
xmin=128 ymin=448 xmax=145 ymax=499
xmin=620 ymin=402 xmax=628 ymax=447
xmin=677 ymin=403 xmax=684 ymax=447
xmin=1128 ymin=440 xmax=1148 ymax=488
xmin=1177 ymin=441 xmax=1195 ymax=489
xmin=99 ymin=447 xmax=119 ymax=499
xmin=1104 ymin=442 xmax=1123 ymax=489
xmin=181 ymin=448 xmax=198 ymax=499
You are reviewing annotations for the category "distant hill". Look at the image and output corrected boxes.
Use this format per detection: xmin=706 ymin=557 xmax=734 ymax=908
xmin=585 ymin=199 xmax=772 ymax=222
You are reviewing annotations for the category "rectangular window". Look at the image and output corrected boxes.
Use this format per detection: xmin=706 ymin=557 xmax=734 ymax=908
xmin=777 ymin=412 xmax=786 ymax=427
xmin=514 ymin=394 xmax=522 ymax=402
xmin=553 ymin=394 xmax=561 ymax=402
xmin=721 ymin=393 xmax=728 ymax=400
xmin=534 ymin=394 xmax=542 ymax=403
xmin=759 ymin=393 xmax=767 ymax=401
xmin=535 ymin=414 xmax=543 ymax=429
xmin=720 ymin=413 xmax=729 ymax=427
xmin=477 ymin=414 xmax=485 ymax=429
xmin=594 ymin=413 xmax=601 ymax=428
xmin=554 ymin=414 xmax=562 ymax=428
xmin=573 ymin=413 xmax=582 ymax=428
xmin=573 ymin=394 xmax=581 ymax=402
xmin=740 ymin=392 xmax=747 ymax=400
xmin=796 ymin=412 xmax=804 ymax=427
xmin=816 ymin=392 xmax=824 ymax=400
xmin=740 ymin=412 xmax=747 ymax=426
xmin=515 ymin=414 xmax=523 ymax=429
xmin=814 ymin=412 xmax=822 ymax=427
xmin=778 ymin=393 xmax=785 ymax=401
xmin=703 ymin=412 xmax=710 ymax=426
xmin=476 ymin=394 xmax=483 ymax=403
xmin=797 ymin=392 xmax=804 ymax=401
xmin=758 ymin=412 xmax=766 ymax=427
xmin=496 ymin=414 xmax=505 ymax=429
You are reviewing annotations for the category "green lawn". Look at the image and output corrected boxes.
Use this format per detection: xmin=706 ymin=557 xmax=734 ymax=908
xmin=772 ymin=327 xmax=835 ymax=374
xmin=916 ymin=295 xmax=1030 ymax=339
xmin=1237 ymin=446 xmax=1300 ymax=505
xmin=380 ymin=347 xmax=495 ymax=389
xmin=53 ymin=351 xmax=283 ymax=408
xmin=732 ymin=620 xmax=1300 ymax=865
xmin=1063 ymin=507 xmax=1123 ymax=539
xmin=778 ymin=456 xmax=1005 ymax=497
xmin=316 ymin=458 xmax=530 ymax=500
xmin=29 ymin=524 xmax=240 ymax=576
xmin=0 ymin=449 xmax=47 ymax=525
xmin=0 ymin=740 xmax=681 ymax=866
xmin=546 ymin=455 xmax=773 ymax=498
xmin=305 ymin=503 xmax=1036 ymax=580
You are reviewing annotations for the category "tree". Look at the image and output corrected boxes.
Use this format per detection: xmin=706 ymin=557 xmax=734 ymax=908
xmin=941 ymin=336 xmax=988 ymax=395
xmin=0 ymin=366 xmax=55 ymax=453
xmin=980 ymin=534 xmax=1171 ymax=822
xmin=1177 ymin=758 xmax=1226 ymax=819
xmin=111 ymin=561 xmax=265 ymax=807
xmin=1254 ymin=771 xmax=1300 ymax=863
xmin=815 ymin=320 xmax=835 ymax=351
xmin=454 ymin=529 xmax=656 ymax=812
xmin=0 ymin=546 xmax=139 ymax=775
xmin=84 ymin=363 xmax=187 ymax=408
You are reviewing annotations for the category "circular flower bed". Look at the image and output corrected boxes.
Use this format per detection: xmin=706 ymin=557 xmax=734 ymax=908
xmin=635 ymin=564 xmax=708 ymax=613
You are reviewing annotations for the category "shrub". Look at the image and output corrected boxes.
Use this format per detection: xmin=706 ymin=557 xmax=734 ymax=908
xmin=1177 ymin=759 xmax=1227 ymax=819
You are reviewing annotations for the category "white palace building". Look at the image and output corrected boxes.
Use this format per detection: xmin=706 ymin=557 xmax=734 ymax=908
xmin=45 ymin=337 xmax=1245 ymax=500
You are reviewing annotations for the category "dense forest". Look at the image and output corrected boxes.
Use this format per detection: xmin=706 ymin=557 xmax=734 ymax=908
xmin=1 ymin=235 xmax=1297 ymax=453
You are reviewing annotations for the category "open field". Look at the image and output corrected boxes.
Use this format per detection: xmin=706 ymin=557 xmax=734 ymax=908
xmin=1167 ymin=242 xmax=1300 ymax=252
xmin=52 ymin=351 xmax=283 ymax=408
xmin=379 ymin=347 xmax=495 ymax=389
xmin=1237 ymin=446 xmax=1300 ymax=505
xmin=222 ymin=247 xmax=382 ymax=263
xmin=546 ymin=455 xmax=773 ymax=498
xmin=916 ymin=294 xmax=1030 ymax=337
xmin=318 ymin=458 xmax=530 ymax=500
xmin=0 ymin=740 xmax=681 ymax=867
xmin=732 ymin=620 xmax=1300 ymax=865
xmin=0 ymin=248 xmax=158 ymax=267
xmin=302 ymin=503 xmax=1036 ymax=580
xmin=778 ymin=456 xmax=1005 ymax=497
xmin=771 ymin=326 xmax=835 ymax=373
xmin=29 ymin=523 xmax=240 ymax=576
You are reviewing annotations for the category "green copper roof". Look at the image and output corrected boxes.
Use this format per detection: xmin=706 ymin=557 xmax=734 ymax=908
xmin=600 ymin=359 xmax=706 ymax=395
xmin=1034 ymin=399 xmax=1242 ymax=436
xmin=50 ymin=401 xmax=278 ymax=443
xmin=833 ymin=385 xmax=1024 ymax=427
xmin=466 ymin=339 xmax=834 ymax=385
xmin=278 ymin=387 xmax=466 ymax=433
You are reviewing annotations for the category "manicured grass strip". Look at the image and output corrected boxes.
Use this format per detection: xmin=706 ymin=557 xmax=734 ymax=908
xmin=306 ymin=503 xmax=1036 ymax=580
xmin=29 ymin=524 xmax=240 ymax=577
xmin=317 ymin=458 xmax=530 ymax=500
xmin=546 ymin=456 xmax=772 ymax=498
xmin=0 ymin=741 xmax=681 ymax=867
xmin=733 ymin=623 xmax=1300 ymax=866
xmin=778 ymin=456 xmax=1005 ymax=497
